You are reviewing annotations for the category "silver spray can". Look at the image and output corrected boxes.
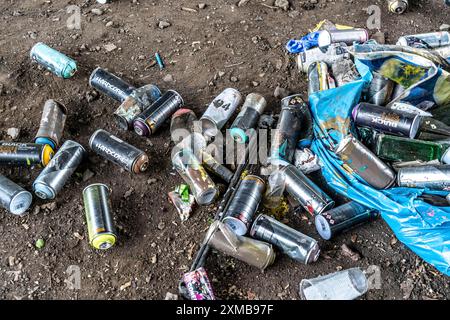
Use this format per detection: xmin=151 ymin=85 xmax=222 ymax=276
xmin=250 ymin=214 xmax=320 ymax=264
xmin=33 ymin=140 xmax=86 ymax=200
xmin=0 ymin=175 xmax=33 ymax=216
xmin=35 ymin=99 xmax=67 ymax=149
xmin=387 ymin=0 xmax=408 ymax=14
xmin=297 ymin=43 xmax=349 ymax=73
xmin=318 ymin=29 xmax=369 ymax=48
xmin=282 ymin=164 xmax=335 ymax=215
xmin=336 ymin=135 xmax=396 ymax=189
xmin=397 ymin=31 xmax=450 ymax=49
xmin=200 ymin=88 xmax=242 ymax=139
xmin=222 ymin=175 xmax=266 ymax=236
xmin=366 ymin=72 xmax=395 ymax=106
xmin=397 ymin=165 xmax=450 ymax=190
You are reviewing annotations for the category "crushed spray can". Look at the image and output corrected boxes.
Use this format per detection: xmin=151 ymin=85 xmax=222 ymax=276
xmin=33 ymin=140 xmax=86 ymax=200
xmin=336 ymin=135 xmax=396 ymax=189
xmin=365 ymin=72 xmax=395 ymax=106
xmin=230 ymin=93 xmax=267 ymax=144
xmin=0 ymin=142 xmax=54 ymax=167
xmin=89 ymin=67 xmax=136 ymax=103
xmin=30 ymin=42 xmax=77 ymax=79
xmin=206 ymin=221 xmax=276 ymax=270
xmin=318 ymin=29 xmax=369 ymax=48
xmin=133 ymin=90 xmax=184 ymax=137
xmin=270 ymin=95 xmax=306 ymax=163
xmin=200 ymin=88 xmax=242 ymax=139
xmin=294 ymin=148 xmax=321 ymax=174
xmin=387 ymin=0 xmax=408 ymax=14
xmin=297 ymin=43 xmax=349 ymax=73
xmin=250 ymin=214 xmax=320 ymax=264
xmin=352 ymin=103 xmax=422 ymax=139
xmin=397 ymin=31 xmax=450 ymax=49
xmin=89 ymin=129 xmax=149 ymax=173
xmin=172 ymin=149 xmax=218 ymax=205
xmin=397 ymin=165 xmax=450 ymax=190
xmin=182 ymin=267 xmax=216 ymax=300
xmin=282 ymin=163 xmax=335 ymax=215
xmin=315 ymin=202 xmax=379 ymax=240
xmin=35 ymin=99 xmax=67 ymax=149
xmin=83 ymin=183 xmax=117 ymax=250
xmin=0 ymin=175 xmax=33 ymax=216
xmin=308 ymin=62 xmax=332 ymax=95
xmin=222 ymin=175 xmax=265 ymax=236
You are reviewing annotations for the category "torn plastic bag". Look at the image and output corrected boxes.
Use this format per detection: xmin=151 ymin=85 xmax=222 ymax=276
xmin=309 ymin=58 xmax=450 ymax=276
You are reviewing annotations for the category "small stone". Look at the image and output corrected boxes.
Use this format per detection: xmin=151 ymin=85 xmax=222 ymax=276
xmin=82 ymin=169 xmax=95 ymax=182
xmin=163 ymin=74 xmax=174 ymax=82
xmin=230 ymin=76 xmax=238 ymax=82
xmin=124 ymin=188 xmax=134 ymax=199
xmin=8 ymin=256 xmax=15 ymax=267
xmin=73 ymin=232 xmax=84 ymax=241
xmin=274 ymin=0 xmax=290 ymax=11
xmin=85 ymin=90 xmax=99 ymax=103
xmin=252 ymin=81 xmax=259 ymax=87
xmin=35 ymin=239 xmax=45 ymax=249
xmin=22 ymin=224 xmax=29 ymax=230
xmin=151 ymin=255 xmax=158 ymax=264
xmin=91 ymin=8 xmax=104 ymax=16
xmin=41 ymin=202 xmax=57 ymax=211
xmin=198 ymin=3 xmax=207 ymax=9
xmin=7 ymin=128 xmax=20 ymax=139
xmin=105 ymin=21 xmax=114 ymax=27
xmin=104 ymin=43 xmax=117 ymax=52
xmin=158 ymin=21 xmax=171 ymax=29
xmin=157 ymin=222 xmax=165 ymax=230
xmin=218 ymin=71 xmax=225 ymax=77
xmin=237 ymin=0 xmax=250 ymax=7
xmin=273 ymin=86 xmax=290 ymax=99
xmin=165 ymin=292 xmax=178 ymax=300
xmin=147 ymin=178 xmax=157 ymax=185
xmin=440 ymin=24 xmax=450 ymax=31
xmin=119 ymin=281 xmax=132 ymax=291
xmin=400 ymin=278 xmax=415 ymax=299
xmin=371 ymin=31 xmax=386 ymax=44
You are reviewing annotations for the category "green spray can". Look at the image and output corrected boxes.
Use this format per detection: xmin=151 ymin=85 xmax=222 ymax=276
xmin=374 ymin=134 xmax=450 ymax=164
xmin=30 ymin=42 xmax=77 ymax=79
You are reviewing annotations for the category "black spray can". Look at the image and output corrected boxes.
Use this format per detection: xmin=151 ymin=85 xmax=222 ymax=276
xmin=133 ymin=90 xmax=184 ymax=137
xmin=352 ymin=103 xmax=422 ymax=139
xmin=315 ymin=202 xmax=379 ymax=240
xmin=0 ymin=175 xmax=33 ymax=216
xmin=250 ymin=214 xmax=320 ymax=264
xmin=0 ymin=142 xmax=54 ymax=167
xmin=35 ymin=99 xmax=67 ymax=149
xmin=89 ymin=67 xmax=136 ymax=103
xmin=222 ymin=175 xmax=265 ymax=236
xmin=230 ymin=93 xmax=267 ymax=144
xmin=270 ymin=95 xmax=306 ymax=163
xmin=33 ymin=140 xmax=86 ymax=200
xmin=89 ymin=129 xmax=149 ymax=174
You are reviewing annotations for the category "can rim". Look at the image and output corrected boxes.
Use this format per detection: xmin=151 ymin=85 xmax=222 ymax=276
xmin=249 ymin=214 xmax=264 ymax=237
xmin=62 ymin=140 xmax=87 ymax=153
xmin=82 ymin=183 xmax=110 ymax=195
xmin=315 ymin=214 xmax=332 ymax=240
xmin=167 ymin=89 xmax=185 ymax=107
xmin=10 ymin=190 xmax=32 ymax=216
xmin=88 ymin=67 xmax=102 ymax=86
xmin=33 ymin=181 xmax=56 ymax=200
xmin=409 ymin=114 xmax=422 ymax=139
xmin=46 ymin=99 xmax=68 ymax=115
xmin=133 ymin=119 xmax=151 ymax=136
xmin=222 ymin=216 xmax=248 ymax=236
xmin=88 ymin=129 xmax=107 ymax=148
xmin=318 ymin=30 xmax=332 ymax=48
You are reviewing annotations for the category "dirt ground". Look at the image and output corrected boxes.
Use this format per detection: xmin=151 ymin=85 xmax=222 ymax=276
xmin=0 ymin=0 xmax=449 ymax=300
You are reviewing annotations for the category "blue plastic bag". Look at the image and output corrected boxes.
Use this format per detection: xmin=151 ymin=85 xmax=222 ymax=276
xmin=286 ymin=31 xmax=321 ymax=54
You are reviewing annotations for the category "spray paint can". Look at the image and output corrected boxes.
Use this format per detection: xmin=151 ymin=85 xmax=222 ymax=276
xmin=397 ymin=165 xmax=450 ymax=190
xmin=352 ymin=103 xmax=422 ymax=139
xmin=82 ymin=183 xmax=117 ymax=250
xmin=0 ymin=175 xmax=33 ymax=216
xmin=33 ymin=140 xmax=86 ymax=200
xmin=89 ymin=129 xmax=149 ymax=173
xmin=0 ymin=142 xmax=54 ymax=167
xmin=206 ymin=221 xmax=276 ymax=270
xmin=230 ymin=93 xmax=267 ymax=144
xmin=297 ymin=43 xmax=349 ymax=73
xmin=170 ymin=109 xmax=198 ymax=143
xmin=331 ymin=57 xmax=360 ymax=87
xmin=308 ymin=62 xmax=330 ymax=95
xmin=201 ymin=152 xmax=234 ymax=184
xmin=200 ymin=88 xmax=242 ymax=138
xmin=318 ymin=29 xmax=369 ymax=48
xmin=182 ymin=267 xmax=216 ymax=300
xmin=374 ymin=134 xmax=450 ymax=163
xmin=388 ymin=102 xmax=432 ymax=117
xmin=397 ymin=32 xmax=450 ymax=49
xmin=336 ymin=135 xmax=396 ymax=189
xmin=222 ymin=175 xmax=265 ymax=236
xmin=89 ymin=67 xmax=136 ymax=103
xmin=114 ymin=84 xmax=162 ymax=130
xmin=250 ymin=214 xmax=320 ymax=264
xmin=133 ymin=90 xmax=184 ymax=137
xmin=315 ymin=202 xmax=379 ymax=240
xmin=270 ymin=95 xmax=306 ymax=163
xmin=172 ymin=149 xmax=218 ymax=205
xmin=387 ymin=0 xmax=408 ymax=14
xmin=30 ymin=42 xmax=77 ymax=79
xmin=366 ymin=72 xmax=395 ymax=106
xmin=282 ymin=164 xmax=335 ymax=215
xmin=35 ymin=99 xmax=67 ymax=149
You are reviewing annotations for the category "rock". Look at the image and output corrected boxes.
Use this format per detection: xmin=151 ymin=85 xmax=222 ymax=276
xmin=252 ymin=81 xmax=259 ymax=87
xmin=274 ymin=0 xmax=290 ymax=11
xmin=105 ymin=21 xmax=114 ymax=27
xmin=237 ymin=0 xmax=250 ymax=6
xmin=400 ymin=278 xmax=415 ymax=299
xmin=230 ymin=76 xmax=238 ymax=82
xmin=41 ymin=202 xmax=57 ymax=211
xmin=8 ymin=256 xmax=15 ymax=267
xmin=340 ymin=244 xmax=361 ymax=261
xmin=163 ymin=74 xmax=174 ymax=83
xmin=124 ymin=188 xmax=134 ymax=199
xmin=7 ymin=128 xmax=20 ymax=139
xmin=158 ymin=21 xmax=171 ymax=29
xmin=82 ymin=169 xmax=95 ymax=182
xmin=104 ymin=43 xmax=117 ymax=52
xmin=151 ymin=255 xmax=158 ymax=264
xmin=440 ymin=24 xmax=450 ymax=31
xmin=147 ymin=178 xmax=157 ymax=185
xmin=91 ymin=8 xmax=104 ymax=16
xmin=198 ymin=3 xmax=207 ymax=9
xmin=165 ymin=292 xmax=178 ymax=300
xmin=273 ymin=86 xmax=290 ymax=99
xmin=371 ymin=31 xmax=386 ymax=44
xmin=218 ymin=71 xmax=225 ymax=77
xmin=119 ymin=281 xmax=132 ymax=291
xmin=157 ymin=222 xmax=165 ymax=230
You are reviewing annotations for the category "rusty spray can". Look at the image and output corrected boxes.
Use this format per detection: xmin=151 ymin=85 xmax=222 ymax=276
xmin=35 ymin=99 xmax=67 ymax=149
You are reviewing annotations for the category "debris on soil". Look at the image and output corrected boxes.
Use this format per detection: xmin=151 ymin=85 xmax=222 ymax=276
xmin=35 ymin=239 xmax=45 ymax=249
xmin=6 ymin=128 xmax=20 ymax=139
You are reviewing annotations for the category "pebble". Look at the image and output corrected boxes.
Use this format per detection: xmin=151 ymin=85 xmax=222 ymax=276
xmin=165 ymin=292 xmax=178 ymax=300
xmin=104 ymin=43 xmax=117 ymax=52
xmin=147 ymin=178 xmax=157 ymax=185
xmin=105 ymin=21 xmax=114 ymax=27
xmin=163 ymin=74 xmax=174 ymax=82
xmin=273 ymin=86 xmax=290 ymax=99
xmin=151 ymin=255 xmax=158 ymax=264
xmin=8 ymin=256 xmax=15 ymax=267
xmin=158 ymin=21 xmax=171 ymax=29
xmin=274 ymin=0 xmax=290 ymax=11
xmin=91 ymin=8 xmax=104 ymax=16
xmin=198 ymin=3 xmax=207 ymax=9
xmin=41 ymin=202 xmax=57 ymax=211
xmin=340 ymin=244 xmax=361 ymax=262
xmin=82 ymin=169 xmax=95 ymax=182
xmin=7 ymin=128 xmax=20 ymax=139
xmin=119 ymin=281 xmax=132 ymax=291
xmin=440 ymin=24 xmax=450 ymax=31
xmin=230 ymin=76 xmax=238 ymax=82
xmin=237 ymin=0 xmax=250 ymax=6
